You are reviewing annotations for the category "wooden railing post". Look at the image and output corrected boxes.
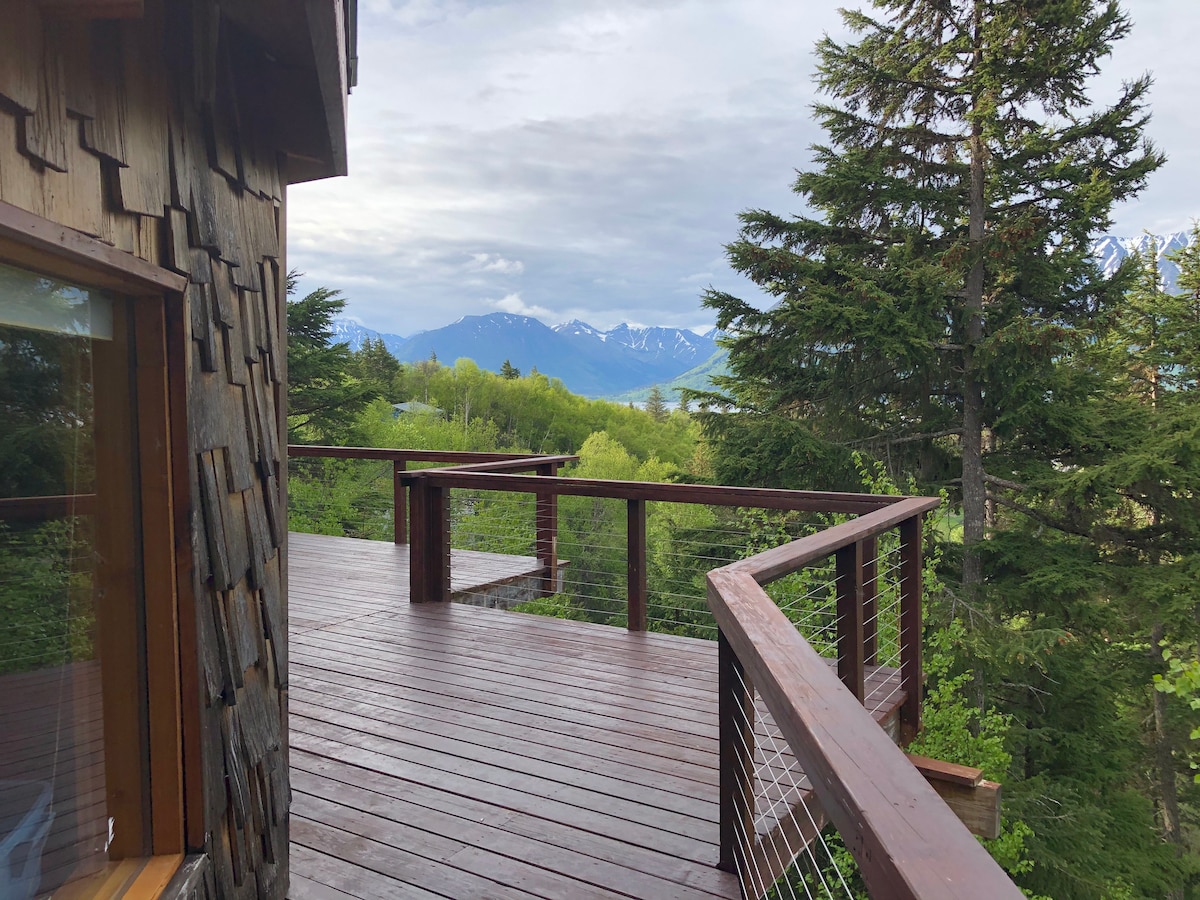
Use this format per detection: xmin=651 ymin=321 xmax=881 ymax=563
xmin=861 ymin=534 xmax=878 ymax=666
xmin=535 ymin=462 xmax=559 ymax=596
xmin=393 ymin=459 xmax=407 ymax=545
xmin=835 ymin=540 xmax=866 ymax=702
xmin=898 ymin=514 xmax=924 ymax=743
xmin=717 ymin=628 xmax=754 ymax=875
xmin=627 ymin=498 xmax=647 ymax=632
xmin=408 ymin=476 xmax=450 ymax=602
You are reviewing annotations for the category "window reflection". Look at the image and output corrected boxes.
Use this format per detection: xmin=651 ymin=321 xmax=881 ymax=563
xmin=0 ymin=263 xmax=115 ymax=898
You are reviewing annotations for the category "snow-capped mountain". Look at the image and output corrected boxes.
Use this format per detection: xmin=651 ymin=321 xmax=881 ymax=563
xmin=325 ymin=229 xmax=1189 ymax=398
xmin=329 ymin=313 xmax=719 ymax=397
xmin=595 ymin=324 xmax=716 ymax=366
xmin=329 ymin=319 xmax=408 ymax=356
xmin=554 ymin=319 xmax=608 ymax=342
xmin=1092 ymin=230 xmax=1194 ymax=292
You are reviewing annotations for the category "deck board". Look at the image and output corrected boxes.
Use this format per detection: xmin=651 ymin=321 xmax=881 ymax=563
xmin=287 ymin=531 xmax=903 ymax=900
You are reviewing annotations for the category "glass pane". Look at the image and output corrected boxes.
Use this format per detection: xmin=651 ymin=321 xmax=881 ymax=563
xmin=0 ymin=265 xmax=120 ymax=898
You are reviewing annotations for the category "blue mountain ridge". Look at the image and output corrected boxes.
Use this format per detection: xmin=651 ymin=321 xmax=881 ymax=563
xmin=331 ymin=314 xmax=719 ymax=398
xmin=328 ymin=231 xmax=1194 ymax=399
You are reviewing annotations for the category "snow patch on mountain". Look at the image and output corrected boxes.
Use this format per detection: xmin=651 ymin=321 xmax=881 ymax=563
xmin=1092 ymin=230 xmax=1194 ymax=292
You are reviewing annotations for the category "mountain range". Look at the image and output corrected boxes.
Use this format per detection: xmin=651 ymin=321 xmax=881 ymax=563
xmin=1093 ymin=230 xmax=1192 ymax=292
xmin=331 ymin=314 xmax=723 ymax=398
xmin=331 ymin=230 xmax=1194 ymax=400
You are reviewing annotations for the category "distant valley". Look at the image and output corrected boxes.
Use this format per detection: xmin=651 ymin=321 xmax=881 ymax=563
xmin=330 ymin=231 xmax=1193 ymax=400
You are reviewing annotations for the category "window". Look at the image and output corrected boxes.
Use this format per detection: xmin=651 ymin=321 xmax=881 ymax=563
xmin=0 ymin=254 xmax=186 ymax=898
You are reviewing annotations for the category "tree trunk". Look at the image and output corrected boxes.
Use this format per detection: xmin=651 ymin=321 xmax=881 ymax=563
xmin=1150 ymin=623 xmax=1184 ymax=899
xmin=962 ymin=4 xmax=987 ymax=597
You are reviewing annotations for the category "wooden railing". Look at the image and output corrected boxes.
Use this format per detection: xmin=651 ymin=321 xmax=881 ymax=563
xmin=708 ymin=500 xmax=1022 ymax=899
xmin=0 ymin=493 xmax=97 ymax=521
xmin=288 ymin=446 xmax=1020 ymax=897
xmin=287 ymin=445 xmax=572 ymax=546
xmin=399 ymin=463 xmax=921 ymax=719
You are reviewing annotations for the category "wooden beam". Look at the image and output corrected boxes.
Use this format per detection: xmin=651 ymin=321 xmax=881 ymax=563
xmin=0 ymin=200 xmax=186 ymax=296
xmin=907 ymin=754 xmax=1003 ymax=840
xmin=898 ymin=515 xmax=924 ymax=743
xmin=717 ymin=631 xmax=754 ymax=875
xmin=303 ymin=0 xmax=348 ymax=178
xmin=93 ymin=298 xmax=151 ymax=857
xmin=835 ymin=540 xmax=865 ymax=702
xmin=906 ymin=753 xmax=985 ymax=788
xmin=861 ymin=534 xmax=878 ymax=665
xmin=627 ymin=498 xmax=647 ymax=631
xmin=393 ymin=460 xmax=407 ymax=544
xmin=133 ymin=300 xmax=185 ymax=855
xmin=535 ymin=463 xmax=558 ymax=597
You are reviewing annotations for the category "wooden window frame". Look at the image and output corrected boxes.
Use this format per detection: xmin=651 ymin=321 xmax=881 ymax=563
xmin=0 ymin=201 xmax=195 ymax=895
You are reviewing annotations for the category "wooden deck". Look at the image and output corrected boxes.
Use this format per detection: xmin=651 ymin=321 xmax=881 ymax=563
xmin=286 ymin=532 xmax=905 ymax=900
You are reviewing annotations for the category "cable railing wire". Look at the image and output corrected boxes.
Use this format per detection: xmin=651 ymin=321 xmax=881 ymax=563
xmin=728 ymin=664 xmax=856 ymax=900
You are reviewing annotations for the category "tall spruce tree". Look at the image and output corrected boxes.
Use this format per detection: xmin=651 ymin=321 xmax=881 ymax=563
xmin=699 ymin=0 xmax=1162 ymax=597
xmin=645 ymin=385 xmax=669 ymax=423
xmin=695 ymin=2 xmax=1188 ymax=893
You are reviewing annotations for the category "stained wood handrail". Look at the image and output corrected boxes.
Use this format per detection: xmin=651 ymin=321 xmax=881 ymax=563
xmin=397 ymin=470 xmax=909 ymax=513
xmin=725 ymin=495 xmax=939 ymax=583
xmin=289 ymin=445 xmax=1015 ymax=893
xmin=707 ymin=512 xmax=1022 ymax=898
xmin=0 ymin=493 xmax=98 ymax=521
xmin=287 ymin=445 xmax=574 ymax=545
xmin=288 ymin=444 xmax=574 ymax=466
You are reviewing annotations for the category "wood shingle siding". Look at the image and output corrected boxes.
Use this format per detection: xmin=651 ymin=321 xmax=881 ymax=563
xmin=0 ymin=2 xmax=349 ymax=896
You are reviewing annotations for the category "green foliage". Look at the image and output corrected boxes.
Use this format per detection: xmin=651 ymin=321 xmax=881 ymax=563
xmin=511 ymin=593 xmax=586 ymax=621
xmin=350 ymin=336 xmax=403 ymax=397
xmin=0 ymin=323 xmax=95 ymax=498
xmin=644 ymin=385 xmax=668 ymax=423
xmin=385 ymin=357 xmax=699 ymax=466
xmin=286 ymin=273 xmax=378 ymax=443
xmin=0 ymin=521 xmax=94 ymax=675
xmin=1154 ymin=648 xmax=1200 ymax=783
xmin=691 ymin=0 xmax=1193 ymax=894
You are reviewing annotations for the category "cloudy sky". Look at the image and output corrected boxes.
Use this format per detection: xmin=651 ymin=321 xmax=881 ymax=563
xmin=288 ymin=0 xmax=1200 ymax=337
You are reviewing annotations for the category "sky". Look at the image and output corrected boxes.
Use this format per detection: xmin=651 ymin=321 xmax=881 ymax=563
xmin=288 ymin=0 xmax=1200 ymax=337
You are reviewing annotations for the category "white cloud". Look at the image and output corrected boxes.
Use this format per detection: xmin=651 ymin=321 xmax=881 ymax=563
xmin=467 ymin=253 xmax=525 ymax=275
xmin=289 ymin=0 xmax=1200 ymax=337
xmin=487 ymin=292 xmax=558 ymax=321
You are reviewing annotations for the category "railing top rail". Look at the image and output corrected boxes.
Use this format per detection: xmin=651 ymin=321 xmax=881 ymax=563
xmin=708 ymin=566 xmax=1021 ymax=899
xmin=287 ymin=445 xmax=572 ymax=466
xmin=426 ymin=455 xmax=578 ymax=474
xmin=399 ymin=468 xmax=926 ymax=515
xmin=726 ymin=495 xmax=940 ymax=585
xmin=0 ymin=493 xmax=98 ymax=521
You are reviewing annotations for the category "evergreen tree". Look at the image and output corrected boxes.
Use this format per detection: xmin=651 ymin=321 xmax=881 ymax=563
xmin=694 ymin=2 xmax=1181 ymax=893
xmin=499 ymin=359 xmax=521 ymax=380
xmin=286 ymin=273 xmax=377 ymax=442
xmin=351 ymin=337 xmax=402 ymax=398
xmin=645 ymin=385 xmax=668 ymax=422
xmin=699 ymin=0 xmax=1162 ymax=596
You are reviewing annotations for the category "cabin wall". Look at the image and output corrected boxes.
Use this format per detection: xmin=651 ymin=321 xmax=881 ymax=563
xmin=0 ymin=2 xmax=290 ymax=897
